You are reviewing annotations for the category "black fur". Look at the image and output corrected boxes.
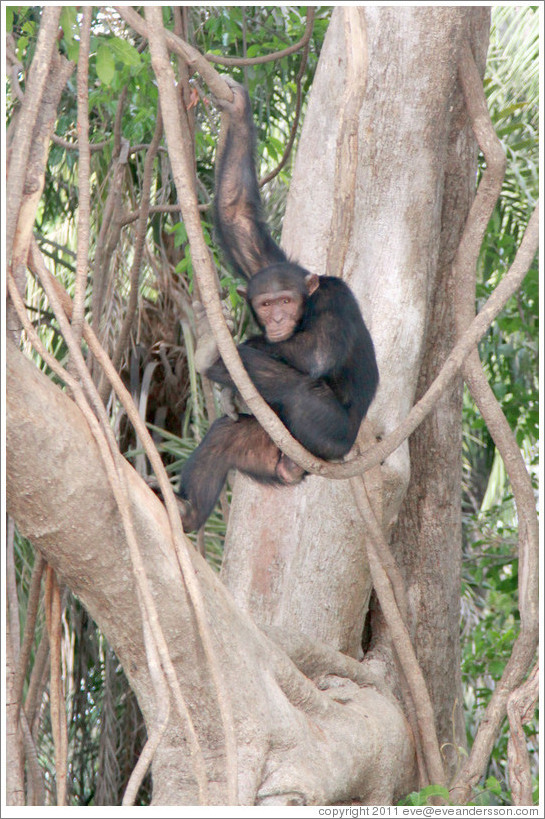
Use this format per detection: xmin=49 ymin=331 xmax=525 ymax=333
xmin=207 ymin=268 xmax=378 ymax=461
xmin=177 ymin=84 xmax=379 ymax=531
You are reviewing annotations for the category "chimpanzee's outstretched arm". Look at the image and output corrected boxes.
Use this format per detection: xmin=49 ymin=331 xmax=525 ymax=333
xmin=214 ymin=80 xmax=287 ymax=279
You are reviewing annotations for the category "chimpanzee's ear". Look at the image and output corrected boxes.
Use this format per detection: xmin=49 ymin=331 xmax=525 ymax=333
xmin=236 ymin=284 xmax=248 ymax=301
xmin=305 ymin=273 xmax=320 ymax=295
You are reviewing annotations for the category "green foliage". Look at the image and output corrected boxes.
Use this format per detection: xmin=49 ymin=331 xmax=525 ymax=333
xmin=398 ymin=785 xmax=452 ymax=806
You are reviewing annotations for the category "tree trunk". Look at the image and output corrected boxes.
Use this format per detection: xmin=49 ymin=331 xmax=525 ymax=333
xmin=222 ymin=2 xmax=490 ymax=755
xmin=6 ymin=341 xmax=414 ymax=805
xmin=390 ymin=12 xmax=491 ymax=774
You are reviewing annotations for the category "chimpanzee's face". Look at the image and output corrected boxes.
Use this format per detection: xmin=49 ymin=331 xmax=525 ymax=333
xmin=251 ymin=290 xmax=304 ymax=342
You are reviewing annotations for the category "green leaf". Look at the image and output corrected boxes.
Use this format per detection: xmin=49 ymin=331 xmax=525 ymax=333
xmin=16 ymin=35 xmax=28 ymax=58
xmin=109 ymin=37 xmax=142 ymax=68
xmin=172 ymin=222 xmax=188 ymax=248
xmin=96 ymin=44 xmax=116 ymax=86
xmin=60 ymin=6 xmax=78 ymax=44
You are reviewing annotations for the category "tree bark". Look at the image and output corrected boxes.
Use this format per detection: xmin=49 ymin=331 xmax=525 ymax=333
xmin=390 ymin=11 xmax=491 ymax=775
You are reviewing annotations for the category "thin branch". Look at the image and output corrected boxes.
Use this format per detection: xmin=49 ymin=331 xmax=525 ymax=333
xmin=449 ymin=40 xmax=539 ymax=802
xmin=120 ymin=202 xmax=208 ymax=227
xmin=89 ymin=138 xmax=129 ymax=349
xmin=144 ymin=9 xmax=238 ymax=802
xmin=19 ymin=709 xmax=46 ymax=805
xmin=506 ymin=662 xmax=539 ymax=806
xmin=259 ymin=26 xmax=310 ymax=186
xmin=44 ymin=568 xmax=67 ymax=805
xmin=71 ymin=6 xmax=93 ymax=351
xmin=5 ymin=608 xmax=25 ymax=806
xmin=6 ymin=6 xmax=61 ymax=267
xmin=51 ymin=133 xmax=109 ymax=152
xmin=10 ymin=543 xmax=46 ymax=804
xmin=205 ymin=9 xmax=316 ymax=67
xmin=103 ymin=111 xmax=163 ymax=398
xmin=14 ymin=553 xmax=45 ymax=717
xmin=350 ymin=476 xmax=446 ymax=788
xmin=6 ymin=33 xmax=25 ymax=102
xmin=6 ymin=517 xmax=21 ymax=656
xmin=114 ymin=85 xmax=128 ymax=158
xmin=122 ymin=615 xmax=170 ymax=805
xmin=114 ymin=6 xmax=234 ymax=103
xmin=23 ymin=633 xmax=49 ymax=736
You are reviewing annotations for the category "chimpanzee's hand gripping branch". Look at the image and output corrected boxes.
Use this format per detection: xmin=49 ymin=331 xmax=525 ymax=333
xmin=177 ymin=82 xmax=379 ymax=532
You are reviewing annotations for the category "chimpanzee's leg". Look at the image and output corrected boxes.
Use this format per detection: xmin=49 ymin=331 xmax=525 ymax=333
xmin=206 ymin=347 xmax=355 ymax=460
xmin=176 ymin=414 xmax=305 ymax=531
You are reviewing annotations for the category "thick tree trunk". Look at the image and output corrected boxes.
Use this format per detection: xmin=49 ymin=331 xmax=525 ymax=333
xmin=6 ymin=342 xmax=414 ymax=805
xmin=221 ymin=2 xmax=490 ymax=751
xmin=390 ymin=12 xmax=491 ymax=774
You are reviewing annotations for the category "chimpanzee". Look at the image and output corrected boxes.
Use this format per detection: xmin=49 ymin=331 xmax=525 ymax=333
xmin=176 ymin=81 xmax=379 ymax=532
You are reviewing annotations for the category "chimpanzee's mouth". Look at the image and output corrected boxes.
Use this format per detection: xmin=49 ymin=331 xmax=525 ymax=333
xmin=267 ymin=329 xmax=291 ymax=342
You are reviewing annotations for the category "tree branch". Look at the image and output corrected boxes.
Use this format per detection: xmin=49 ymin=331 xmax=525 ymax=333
xmin=449 ymin=40 xmax=539 ymax=803
xmin=205 ymin=9 xmax=315 ymax=67
xmin=350 ymin=477 xmax=446 ymax=788
xmin=259 ymin=30 xmax=310 ymax=186
xmin=8 ymin=262 xmax=210 ymax=803
xmin=102 ymin=111 xmax=164 ymax=399
xmin=71 ymin=6 xmax=92 ymax=353
xmin=43 ymin=569 xmax=68 ymax=805
xmin=6 ymin=6 xmax=62 ymax=268
xmin=114 ymin=6 xmax=234 ymax=103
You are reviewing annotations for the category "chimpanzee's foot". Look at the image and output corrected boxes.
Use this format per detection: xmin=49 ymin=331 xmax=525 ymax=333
xmin=276 ymin=454 xmax=306 ymax=486
xmin=175 ymin=495 xmax=200 ymax=533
